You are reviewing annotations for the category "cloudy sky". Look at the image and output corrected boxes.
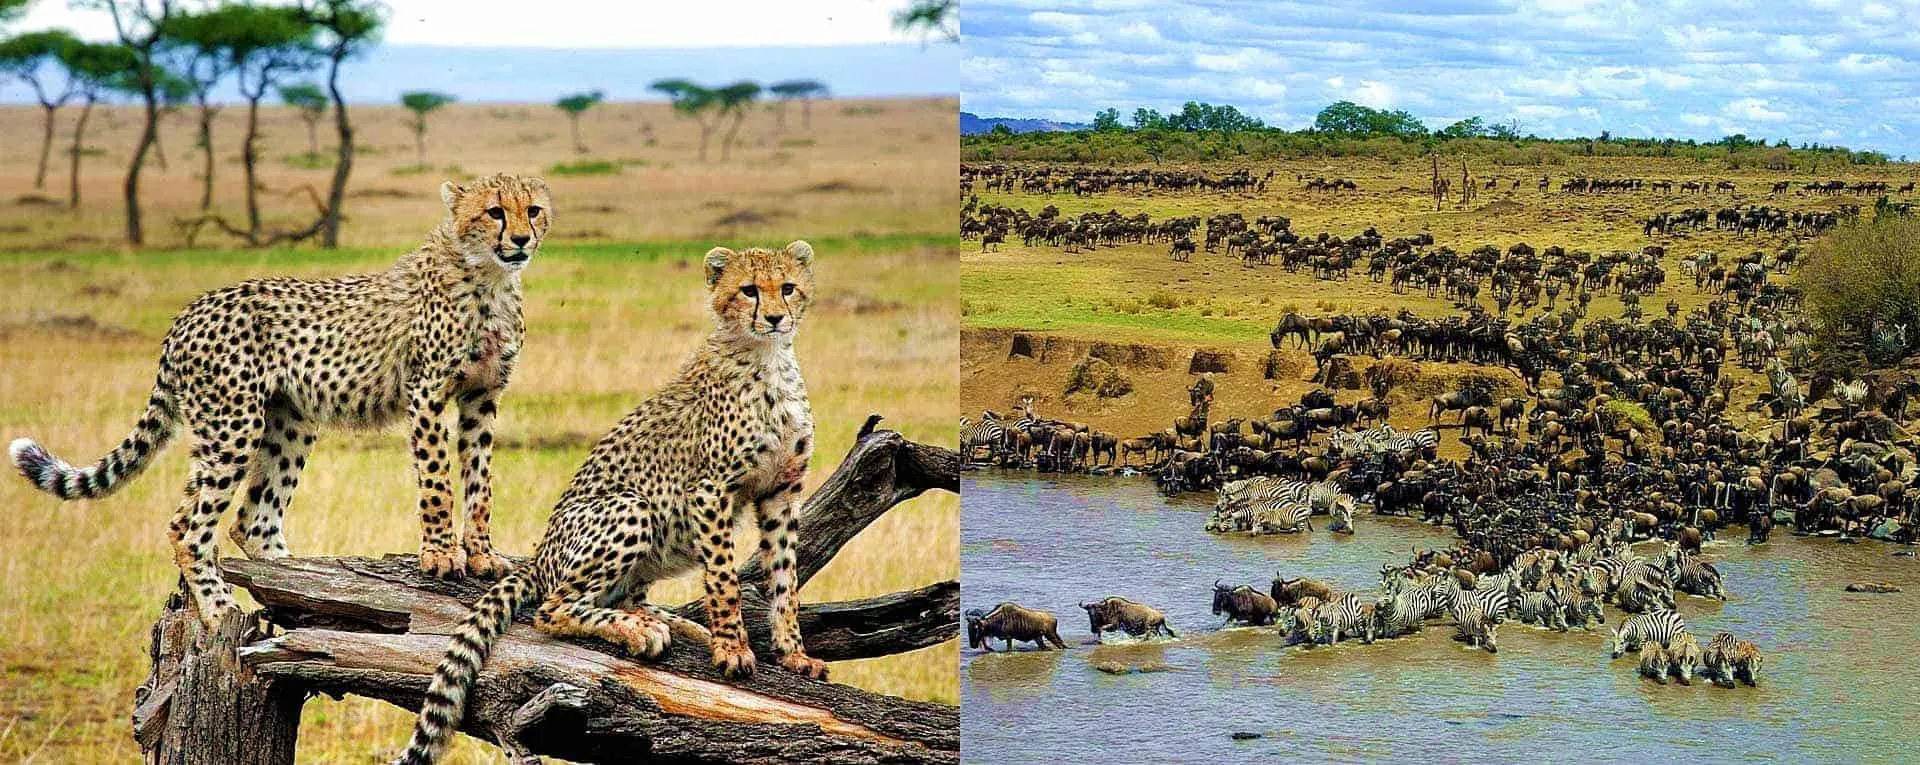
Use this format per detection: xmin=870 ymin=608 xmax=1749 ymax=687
xmin=3 ymin=0 xmax=956 ymax=103
xmin=962 ymin=0 xmax=1920 ymax=157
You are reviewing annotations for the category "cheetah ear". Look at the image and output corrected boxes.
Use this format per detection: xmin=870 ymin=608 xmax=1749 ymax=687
xmin=786 ymin=240 xmax=814 ymax=269
xmin=439 ymin=181 xmax=465 ymax=210
xmin=704 ymin=247 xmax=735 ymax=287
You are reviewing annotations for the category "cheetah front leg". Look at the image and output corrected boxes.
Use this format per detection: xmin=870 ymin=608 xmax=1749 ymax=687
xmin=455 ymin=386 xmax=509 ymax=578
xmin=409 ymin=384 xmax=465 ymax=579
xmin=694 ymin=483 xmax=756 ymax=678
xmin=758 ymin=485 xmax=828 ymax=680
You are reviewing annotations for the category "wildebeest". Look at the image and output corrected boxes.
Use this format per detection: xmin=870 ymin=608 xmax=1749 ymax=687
xmin=967 ymin=603 xmax=1069 ymax=652
xmin=1082 ymin=596 xmax=1177 ymax=640
xmin=1212 ymin=581 xmax=1280 ymax=626
xmin=1270 ymin=575 xmax=1336 ymax=608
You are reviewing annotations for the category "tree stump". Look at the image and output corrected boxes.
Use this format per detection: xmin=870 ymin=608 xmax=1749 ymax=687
xmin=134 ymin=419 xmax=960 ymax=764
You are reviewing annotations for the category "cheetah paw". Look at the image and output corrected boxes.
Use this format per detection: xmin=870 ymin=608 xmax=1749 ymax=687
xmin=419 ymin=546 xmax=468 ymax=580
xmin=465 ymin=550 xmax=513 ymax=579
xmin=614 ymin=617 xmax=673 ymax=659
xmin=194 ymin=597 xmax=243 ymax=630
xmin=711 ymin=637 xmax=757 ymax=679
xmin=780 ymin=652 xmax=829 ymax=680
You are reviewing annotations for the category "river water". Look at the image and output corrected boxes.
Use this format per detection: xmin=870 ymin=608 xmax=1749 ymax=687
xmin=960 ymin=473 xmax=1920 ymax=763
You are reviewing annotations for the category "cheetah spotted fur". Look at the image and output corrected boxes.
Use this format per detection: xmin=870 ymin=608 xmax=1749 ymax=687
xmin=9 ymin=173 xmax=552 ymax=626
xmin=397 ymin=240 xmax=827 ymax=765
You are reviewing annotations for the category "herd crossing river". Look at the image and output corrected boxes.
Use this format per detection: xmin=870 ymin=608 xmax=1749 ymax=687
xmin=961 ymin=473 xmax=1920 ymax=762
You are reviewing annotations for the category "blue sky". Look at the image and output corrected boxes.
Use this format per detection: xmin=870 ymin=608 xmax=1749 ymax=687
xmin=1 ymin=1 xmax=957 ymax=104
xmin=961 ymin=0 xmax=1920 ymax=157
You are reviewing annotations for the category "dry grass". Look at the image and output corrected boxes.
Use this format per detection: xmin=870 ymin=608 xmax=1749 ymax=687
xmin=0 ymin=96 xmax=957 ymax=252
xmin=0 ymin=100 xmax=958 ymax=765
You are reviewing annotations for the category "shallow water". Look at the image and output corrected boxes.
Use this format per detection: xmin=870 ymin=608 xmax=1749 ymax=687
xmin=961 ymin=473 xmax=1920 ymax=763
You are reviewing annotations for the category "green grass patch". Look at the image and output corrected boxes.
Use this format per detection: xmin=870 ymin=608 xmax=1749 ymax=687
xmin=548 ymin=160 xmax=622 ymax=176
xmin=282 ymin=152 xmax=332 ymax=170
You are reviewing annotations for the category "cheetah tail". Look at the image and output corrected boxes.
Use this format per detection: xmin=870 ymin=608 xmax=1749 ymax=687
xmin=9 ymin=388 xmax=176 ymax=500
xmin=397 ymin=572 xmax=536 ymax=765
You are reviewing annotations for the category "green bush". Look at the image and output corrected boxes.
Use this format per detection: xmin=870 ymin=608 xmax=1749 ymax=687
xmin=282 ymin=152 xmax=332 ymax=170
xmin=547 ymin=160 xmax=621 ymax=176
xmin=1801 ymin=215 xmax=1920 ymax=364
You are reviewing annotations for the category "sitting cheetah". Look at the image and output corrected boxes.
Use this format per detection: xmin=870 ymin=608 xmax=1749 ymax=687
xmin=398 ymin=241 xmax=827 ymax=765
xmin=9 ymin=174 xmax=552 ymax=626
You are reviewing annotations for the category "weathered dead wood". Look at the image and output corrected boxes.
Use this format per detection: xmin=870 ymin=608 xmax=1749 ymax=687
xmin=137 ymin=422 xmax=959 ymax=764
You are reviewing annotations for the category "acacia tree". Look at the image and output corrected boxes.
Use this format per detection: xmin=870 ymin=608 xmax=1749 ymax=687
xmin=768 ymin=79 xmax=826 ymax=131
xmin=304 ymin=0 xmax=383 ymax=249
xmin=715 ymin=80 xmax=760 ymax=161
xmin=554 ymin=89 xmax=602 ymax=154
xmin=400 ymin=90 xmax=454 ymax=165
xmin=0 ymin=29 xmax=81 ymax=189
xmin=60 ymin=41 xmax=137 ymax=210
xmin=651 ymin=78 xmax=720 ymax=161
xmin=893 ymin=0 xmax=956 ymax=43
xmin=158 ymin=6 xmax=242 ymax=211
xmin=82 ymin=0 xmax=176 ymax=247
xmin=278 ymin=82 xmax=327 ymax=156
xmin=227 ymin=5 xmax=318 ymax=239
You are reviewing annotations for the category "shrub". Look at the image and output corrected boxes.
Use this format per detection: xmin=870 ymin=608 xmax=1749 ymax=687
xmin=1146 ymin=291 xmax=1181 ymax=309
xmin=1800 ymin=215 xmax=1920 ymax=364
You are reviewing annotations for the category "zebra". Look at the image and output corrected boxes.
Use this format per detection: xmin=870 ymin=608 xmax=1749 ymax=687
xmin=1663 ymin=544 xmax=1727 ymax=600
xmin=1451 ymin=597 xmax=1500 ymax=653
xmin=1250 ymin=497 xmax=1315 ymax=534
xmin=1704 ymin=631 xmax=1738 ymax=687
xmin=1560 ymin=587 xmax=1605 ymax=630
xmin=1591 ymin=555 xmax=1674 ymax=610
xmin=1318 ymin=593 xmax=1377 ymax=644
xmin=1376 ymin=580 xmax=1451 ymax=638
xmin=1514 ymin=587 xmax=1570 ymax=632
xmin=1610 ymin=609 xmax=1689 ymax=658
xmin=958 ymin=412 xmax=1005 ymax=467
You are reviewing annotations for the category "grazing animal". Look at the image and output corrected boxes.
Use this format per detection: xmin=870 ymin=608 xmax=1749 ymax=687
xmin=1452 ymin=597 xmax=1500 ymax=653
xmin=1639 ymin=642 xmax=1671 ymax=683
xmin=396 ymin=241 xmax=826 ymax=765
xmin=1667 ymin=631 xmax=1702 ymax=685
xmin=10 ymin=174 xmax=552 ymax=628
xmin=1664 ymin=544 xmax=1727 ymax=600
xmin=1286 ymin=596 xmax=1326 ymax=646
xmin=1320 ymin=593 xmax=1378 ymax=644
xmin=1082 ymin=596 xmax=1177 ymax=640
xmin=1704 ymin=631 xmax=1738 ymax=687
xmin=1731 ymin=639 xmax=1764 ymax=685
xmin=1212 ymin=581 xmax=1280 ymax=626
xmin=1611 ymin=609 xmax=1689 ymax=658
xmin=967 ymin=603 xmax=1068 ymax=651
xmin=1271 ymin=576 xmax=1337 ymax=608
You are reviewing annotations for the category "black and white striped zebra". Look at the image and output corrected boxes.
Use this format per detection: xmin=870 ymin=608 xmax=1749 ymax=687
xmin=1591 ymin=555 xmax=1674 ymax=611
xmin=1376 ymin=580 xmax=1451 ymax=638
xmin=1318 ymin=593 xmax=1377 ymax=644
xmin=1452 ymin=597 xmax=1500 ymax=653
xmin=1610 ymin=609 xmax=1689 ymax=658
xmin=1663 ymin=544 xmax=1727 ymax=600
xmin=1514 ymin=588 xmax=1570 ymax=631
xmin=958 ymin=412 xmax=1005 ymax=467
xmin=1250 ymin=496 xmax=1314 ymax=533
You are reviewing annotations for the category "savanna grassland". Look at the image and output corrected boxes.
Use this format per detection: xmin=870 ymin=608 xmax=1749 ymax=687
xmin=960 ymin=155 xmax=1912 ymax=443
xmin=0 ymin=97 xmax=957 ymax=763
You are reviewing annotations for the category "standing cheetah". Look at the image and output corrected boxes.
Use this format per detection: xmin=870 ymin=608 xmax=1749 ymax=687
xmin=9 ymin=174 xmax=552 ymax=626
xmin=397 ymin=240 xmax=827 ymax=765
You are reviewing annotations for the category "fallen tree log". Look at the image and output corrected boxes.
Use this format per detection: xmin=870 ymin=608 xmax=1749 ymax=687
xmin=135 ymin=420 xmax=959 ymax=764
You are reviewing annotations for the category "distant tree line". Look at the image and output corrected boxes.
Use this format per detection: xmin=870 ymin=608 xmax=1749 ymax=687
xmin=967 ymin=99 xmax=1896 ymax=169
xmin=0 ymin=0 xmax=382 ymax=249
xmin=0 ymin=1 xmax=837 ymax=247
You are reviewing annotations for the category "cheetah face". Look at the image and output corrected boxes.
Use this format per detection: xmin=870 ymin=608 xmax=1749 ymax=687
xmin=704 ymin=241 xmax=815 ymax=342
xmin=440 ymin=174 xmax=553 ymax=272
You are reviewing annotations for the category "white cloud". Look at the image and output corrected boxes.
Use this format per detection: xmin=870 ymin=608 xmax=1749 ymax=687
xmin=1029 ymin=11 xmax=1090 ymax=32
xmin=1194 ymin=49 xmax=1282 ymax=73
xmin=1723 ymin=97 xmax=1787 ymax=122
xmin=1354 ymin=80 xmax=1396 ymax=108
xmin=1766 ymin=35 xmax=1820 ymax=60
